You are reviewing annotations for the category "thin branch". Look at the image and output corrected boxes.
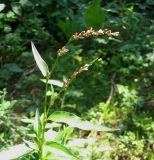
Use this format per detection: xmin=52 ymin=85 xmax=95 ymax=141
xmin=106 ymin=73 xmax=116 ymax=105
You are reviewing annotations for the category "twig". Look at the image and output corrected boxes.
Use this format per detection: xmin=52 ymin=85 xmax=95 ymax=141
xmin=106 ymin=73 xmax=116 ymax=105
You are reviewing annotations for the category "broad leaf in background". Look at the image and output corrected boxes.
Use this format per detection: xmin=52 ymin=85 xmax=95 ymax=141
xmin=44 ymin=141 xmax=78 ymax=160
xmin=146 ymin=0 xmax=154 ymax=5
xmin=0 ymin=144 xmax=32 ymax=160
xmin=11 ymin=3 xmax=22 ymax=16
xmin=58 ymin=14 xmax=84 ymax=39
xmin=31 ymin=42 xmax=49 ymax=77
xmin=48 ymin=111 xmax=114 ymax=131
xmin=3 ymin=63 xmax=23 ymax=73
xmin=85 ymin=0 xmax=105 ymax=29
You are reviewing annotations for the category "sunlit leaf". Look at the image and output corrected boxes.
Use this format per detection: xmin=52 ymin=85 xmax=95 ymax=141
xmin=63 ymin=127 xmax=73 ymax=144
xmin=46 ymin=122 xmax=61 ymax=129
xmin=45 ymin=129 xmax=58 ymax=141
xmin=41 ymin=79 xmax=63 ymax=87
xmin=0 ymin=4 xmax=5 ymax=12
xmin=67 ymin=138 xmax=96 ymax=148
xmin=48 ymin=111 xmax=115 ymax=131
xmin=54 ymin=132 xmax=65 ymax=144
xmin=31 ymin=42 xmax=49 ymax=77
xmin=44 ymin=128 xmax=69 ymax=144
xmin=0 ymin=144 xmax=33 ymax=160
xmin=44 ymin=141 xmax=78 ymax=160
xmin=21 ymin=117 xmax=33 ymax=123
xmin=46 ymin=90 xmax=52 ymax=96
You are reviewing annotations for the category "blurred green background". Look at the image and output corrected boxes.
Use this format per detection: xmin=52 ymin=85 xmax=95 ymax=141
xmin=0 ymin=0 xmax=154 ymax=159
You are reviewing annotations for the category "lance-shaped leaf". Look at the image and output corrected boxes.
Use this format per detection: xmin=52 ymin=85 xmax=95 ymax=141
xmin=44 ymin=141 xmax=78 ymax=160
xmin=34 ymin=109 xmax=42 ymax=139
xmin=48 ymin=111 xmax=115 ymax=131
xmin=31 ymin=42 xmax=49 ymax=77
xmin=0 ymin=143 xmax=33 ymax=160
xmin=41 ymin=79 xmax=63 ymax=87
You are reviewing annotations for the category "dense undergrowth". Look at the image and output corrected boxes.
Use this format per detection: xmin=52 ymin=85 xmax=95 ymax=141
xmin=0 ymin=0 xmax=154 ymax=159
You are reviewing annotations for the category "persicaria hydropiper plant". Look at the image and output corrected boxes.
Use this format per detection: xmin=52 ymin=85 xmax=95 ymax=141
xmin=0 ymin=28 xmax=119 ymax=160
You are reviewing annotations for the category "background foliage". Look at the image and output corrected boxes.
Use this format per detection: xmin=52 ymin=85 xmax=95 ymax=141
xmin=0 ymin=0 xmax=154 ymax=159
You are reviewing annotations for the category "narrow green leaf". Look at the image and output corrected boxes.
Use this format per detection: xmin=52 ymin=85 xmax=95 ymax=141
xmin=0 ymin=144 xmax=33 ymax=160
xmin=48 ymin=111 xmax=115 ymax=131
xmin=34 ymin=109 xmax=42 ymax=139
xmin=53 ymin=130 xmax=66 ymax=144
xmin=45 ymin=127 xmax=73 ymax=144
xmin=63 ymin=127 xmax=74 ymax=144
xmin=31 ymin=42 xmax=49 ymax=77
xmin=44 ymin=141 xmax=78 ymax=160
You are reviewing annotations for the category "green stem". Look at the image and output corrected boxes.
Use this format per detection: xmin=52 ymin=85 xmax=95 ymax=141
xmin=44 ymin=76 xmax=49 ymax=119
xmin=47 ymin=84 xmax=55 ymax=115
xmin=61 ymin=92 xmax=66 ymax=108
xmin=50 ymin=56 xmax=59 ymax=76
xmin=51 ymin=37 xmax=73 ymax=76
xmin=40 ymin=75 xmax=49 ymax=160
xmin=57 ymin=58 xmax=99 ymax=95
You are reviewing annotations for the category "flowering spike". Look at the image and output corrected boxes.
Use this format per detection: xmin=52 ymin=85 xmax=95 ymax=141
xmin=62 ymin=64 xmax=90 ymax=90
xmin=57 ymin=46 xmax=69 ymax=57
xmin=71 ymin=28 xmax=119 ymax=40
